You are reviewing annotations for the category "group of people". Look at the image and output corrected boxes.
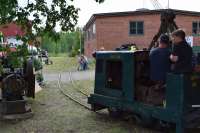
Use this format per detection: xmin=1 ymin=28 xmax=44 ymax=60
xmin=150 ymin=29 xmax=193 ymax=83
xmin=148 ymin=29 xmax=193 ymax=106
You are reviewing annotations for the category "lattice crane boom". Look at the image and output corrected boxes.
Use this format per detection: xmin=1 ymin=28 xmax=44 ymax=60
xmin=150 ymin=0 xmax=163 ymax=9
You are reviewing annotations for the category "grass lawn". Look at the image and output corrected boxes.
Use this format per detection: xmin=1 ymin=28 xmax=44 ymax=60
xmin=74 ymin=80 xmax=95 ymax=95
xmin=43 ymin=53 xmax=95 ymax=73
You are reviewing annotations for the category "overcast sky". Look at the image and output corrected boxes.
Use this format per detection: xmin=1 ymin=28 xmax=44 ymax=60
xmin=18 ymin=0 xmax=200 ymax=28
xmin=73 ymin=0 xmax=200 ymax=27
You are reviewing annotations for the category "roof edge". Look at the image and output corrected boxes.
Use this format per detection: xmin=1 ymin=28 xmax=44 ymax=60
xmin=83 ymin=9 xmax=200 ymax=31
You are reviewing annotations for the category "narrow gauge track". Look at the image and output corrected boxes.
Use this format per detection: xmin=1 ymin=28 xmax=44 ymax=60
xmin=57 ymin=71 xmax=156 ymax=132
xmin=57 ymin=72 xmax=91 ymax=110
xmin=68 ymin=71 xmax=89 ymax=97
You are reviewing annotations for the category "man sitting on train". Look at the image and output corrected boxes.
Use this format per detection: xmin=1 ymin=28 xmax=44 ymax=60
xmin=170 ymin=29 xmax=193 ymax=74
xmin=148 ymin=34 xmax=171 ymax=106
xmin=150 ymin=34 xmax=171 ymax=83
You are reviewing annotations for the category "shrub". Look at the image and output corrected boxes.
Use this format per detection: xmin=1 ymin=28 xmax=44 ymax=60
xmin=33 ymin=58 xmax=43 ymax=71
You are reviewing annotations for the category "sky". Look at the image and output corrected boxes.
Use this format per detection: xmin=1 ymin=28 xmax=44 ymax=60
xmin=18 ymin=0 xmax=200 ymax=28
xmin=72 ymin=0 xmax=200 ymax=27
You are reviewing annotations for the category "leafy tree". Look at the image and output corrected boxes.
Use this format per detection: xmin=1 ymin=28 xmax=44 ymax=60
xmin=41 ymin=28 xmax=84 ymax=56
xmin=0 ymin=0 xmax=104 ymax=41
xmin=0 ymin=0 xmax=103 ymax=60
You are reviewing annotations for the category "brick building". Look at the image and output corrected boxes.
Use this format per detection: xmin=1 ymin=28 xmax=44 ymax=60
xmin=83 ymin=9 xmax=200 ymax=57
xmin=0 ymin=22 xmax=25 ymax=46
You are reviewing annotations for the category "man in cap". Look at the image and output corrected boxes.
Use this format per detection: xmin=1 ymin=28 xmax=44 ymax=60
xmin=150 ymin=34 xmax=171 ymax=82
xmin=147 ymin=34 xmax=171 ymax=106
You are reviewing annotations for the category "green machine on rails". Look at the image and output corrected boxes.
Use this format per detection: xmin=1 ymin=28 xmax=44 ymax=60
xmin=88 ymin=50 xmax=200 ymax=133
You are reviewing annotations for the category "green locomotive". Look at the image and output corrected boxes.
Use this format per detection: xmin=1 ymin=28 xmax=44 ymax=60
xmin=88 ymin=50 xmax=200 ymax=133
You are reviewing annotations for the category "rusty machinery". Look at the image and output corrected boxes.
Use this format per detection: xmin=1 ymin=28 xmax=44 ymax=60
xmin=0 ymin=38 xmax=35 ymax=120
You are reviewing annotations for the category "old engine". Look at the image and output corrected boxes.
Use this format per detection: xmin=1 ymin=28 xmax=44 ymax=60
xmin=0 ymin=45 xmax=35 ymax=119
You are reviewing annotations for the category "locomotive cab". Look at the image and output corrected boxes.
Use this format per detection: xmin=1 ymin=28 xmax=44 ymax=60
xmin=89 ymin=50 xmax=152 ymax=109
xmin=89 ymin=51 xmax=149 ymax=110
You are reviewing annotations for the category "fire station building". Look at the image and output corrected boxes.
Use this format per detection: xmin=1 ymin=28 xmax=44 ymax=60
xmin=84 ymin=9 xmax=200 ymax=57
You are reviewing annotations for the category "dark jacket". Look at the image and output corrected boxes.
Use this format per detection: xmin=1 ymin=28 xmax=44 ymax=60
xmin=150 ymin=47 xmax=171 ymax=81
xmin=171 ymin=41 xmax=193 ymax=73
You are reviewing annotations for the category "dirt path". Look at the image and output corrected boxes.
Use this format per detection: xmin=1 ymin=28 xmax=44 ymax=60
xmin=43 ymin=70 xmax=95 ymax=82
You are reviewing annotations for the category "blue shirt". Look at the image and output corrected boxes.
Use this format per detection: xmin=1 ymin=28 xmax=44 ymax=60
xmin=150 ymin=47 xmax=171 ymax=81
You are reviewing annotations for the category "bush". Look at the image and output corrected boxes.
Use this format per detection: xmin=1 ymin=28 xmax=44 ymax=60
xmin=36 ymin=73 xmax=44 ymax=83
xmin=33 ymin=58 xmax=43 ymax=71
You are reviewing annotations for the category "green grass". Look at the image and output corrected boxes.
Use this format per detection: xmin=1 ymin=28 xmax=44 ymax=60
xmin=0 ymin=81 xmax=159 ymax=133
xmin=43 ymin=53 xmax=95 ymax=73
xmin=48 ymin=53 xmax=67 ymax=57
xmin=75 ymin=80 xmax=95 ymax=95
xmin=43 ymin=55 xmax=77 ymax=73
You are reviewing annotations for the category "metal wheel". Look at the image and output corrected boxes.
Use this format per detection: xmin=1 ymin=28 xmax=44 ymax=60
xmin=134 ymin=114 xmax=156 ymax=128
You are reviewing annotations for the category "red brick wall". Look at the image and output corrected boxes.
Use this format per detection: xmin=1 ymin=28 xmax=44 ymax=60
xmin=95 ymin=14 xmax=160 ymax=50
xmin=84 ymin=14 xmax=200 ymax=57
xmin=84 ymin=36 xmax=97 ymax=57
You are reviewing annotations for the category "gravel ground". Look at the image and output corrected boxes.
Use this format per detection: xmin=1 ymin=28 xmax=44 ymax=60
xmin=43 ymin=70 xmax=95 ymax=82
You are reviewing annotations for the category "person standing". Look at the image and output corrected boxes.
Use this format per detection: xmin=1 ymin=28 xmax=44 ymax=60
xmin=148 ymin=34 xmax=171 ymax=106
xmin=150 ymin=34 xmax=171 ymax=82
xmin=83 ymin=55 xmax=88 ymax=70
xmin=170 ymin=29 xmax=193 ymax=74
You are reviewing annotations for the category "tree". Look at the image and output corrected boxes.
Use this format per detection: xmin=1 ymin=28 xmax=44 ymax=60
xmin=41 ymin=28 xmax=84 ymax=56
xmin=0 ymin=0 xmax=104 ymax=41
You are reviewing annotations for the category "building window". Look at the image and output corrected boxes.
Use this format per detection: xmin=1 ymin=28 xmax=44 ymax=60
xmin=90 ymin=26 xmax=93 ymax=39
xmin=93 ymin=24 xmax=96 ymax=34
xmin=129 ymin=21 xmax=144 ymax=35
xmin=192 ymin=22 xmax=200 ymax=34
xmin=92 ymin=24 xmax=96 ymax=38
xmin=85 ymin=23 xmax=96 ymax=41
